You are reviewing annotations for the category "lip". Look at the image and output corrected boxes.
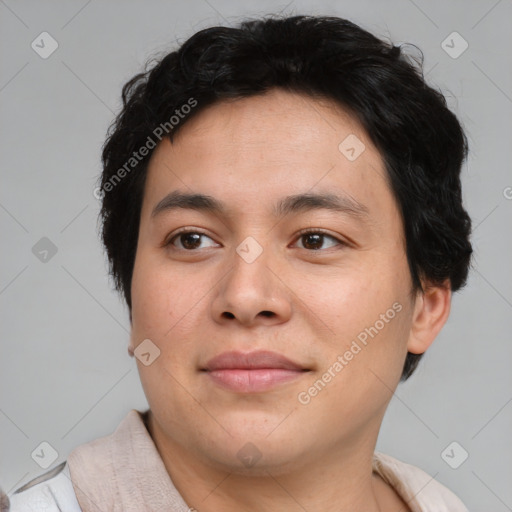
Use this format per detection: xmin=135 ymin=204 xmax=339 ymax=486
xmin=204 ymin=350 xmax=305 ymax=371
xmin=202 ymin=350 xmax=309 ymax=393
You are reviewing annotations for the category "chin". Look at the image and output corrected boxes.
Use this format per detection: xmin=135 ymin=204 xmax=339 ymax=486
xmin=201 ymin=442 xmax=307 ymax=477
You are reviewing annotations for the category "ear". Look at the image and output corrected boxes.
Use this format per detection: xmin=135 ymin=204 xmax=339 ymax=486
xmin=407 ymin=280 xmax=452 ymax=355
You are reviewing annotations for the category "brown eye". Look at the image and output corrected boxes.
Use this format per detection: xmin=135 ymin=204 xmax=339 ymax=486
xmin=167 ymin=231 xmax=217 ymax=250
xmin=295 ymin=231 xmax=344 ymax=251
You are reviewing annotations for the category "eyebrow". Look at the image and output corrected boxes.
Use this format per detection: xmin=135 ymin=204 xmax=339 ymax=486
xmin=151 ymin=190 xmax=370 ymax=220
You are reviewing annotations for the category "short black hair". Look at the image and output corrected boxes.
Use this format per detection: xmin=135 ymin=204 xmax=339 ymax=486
xmin=98 ymin=14 xmax=472 ymax=381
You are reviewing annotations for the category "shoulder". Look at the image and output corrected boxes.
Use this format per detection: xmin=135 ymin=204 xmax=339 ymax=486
xmin=373 ymin=451 xmax=469 ymax=511
xmin=6 ymin=461 xmax=82 ymax=512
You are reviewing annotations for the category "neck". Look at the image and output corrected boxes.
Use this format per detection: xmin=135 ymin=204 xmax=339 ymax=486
xmin=145 ymin=411 xmax=393 ymax=512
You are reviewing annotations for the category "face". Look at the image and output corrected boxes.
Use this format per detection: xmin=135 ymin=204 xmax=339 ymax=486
xmin=130 ymin=89 xmax=421 ymax=475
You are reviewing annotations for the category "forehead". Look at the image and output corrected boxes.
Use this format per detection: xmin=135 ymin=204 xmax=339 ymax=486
xmin=141 ymin=89 xmax=395 ymax=221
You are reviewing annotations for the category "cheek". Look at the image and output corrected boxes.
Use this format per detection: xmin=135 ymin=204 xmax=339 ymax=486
xmin=131 ymin=254 xmax=191 ymax=337
xmin=303 ymin=256 xmax=413 ymax=384
xmin=305 ymin=266 xmax=401 ymax=339
xmin=300 ymin=304 xmax=412 ymax=427
xmin=130 ymin=278 xmax=169 ymax=339
xmin=130 ymin=253 xmax=214 ymax=377
xmin=130 ymin=256 xmax=200 ymax=411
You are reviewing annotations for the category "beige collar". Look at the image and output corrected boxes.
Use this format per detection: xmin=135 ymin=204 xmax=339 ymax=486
xmin=68 ymin=410 xmax=190 ymax=511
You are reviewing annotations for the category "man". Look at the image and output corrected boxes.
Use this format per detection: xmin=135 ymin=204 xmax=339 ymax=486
xmin=7 ymin=14 xmax=472 ymax=511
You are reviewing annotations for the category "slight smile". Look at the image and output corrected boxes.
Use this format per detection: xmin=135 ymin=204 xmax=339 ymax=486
xmin=201 ymin=350 xmax=311 ymax=393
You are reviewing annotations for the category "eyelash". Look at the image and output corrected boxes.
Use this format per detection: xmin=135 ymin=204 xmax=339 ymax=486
xmin=165 ymin=228 xmax=347 ymax=252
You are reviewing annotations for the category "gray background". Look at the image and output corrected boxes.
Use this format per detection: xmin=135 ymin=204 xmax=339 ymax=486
xmin=1 ymin=0 xmax=511 ymax=509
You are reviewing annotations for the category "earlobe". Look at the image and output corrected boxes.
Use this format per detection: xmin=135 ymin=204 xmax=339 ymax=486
xmin=407 ymin=280 xmax=452 ymax=355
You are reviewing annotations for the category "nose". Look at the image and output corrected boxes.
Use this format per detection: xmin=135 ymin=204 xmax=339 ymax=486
xmin=211 ymin=240 xmax=292 ymax=327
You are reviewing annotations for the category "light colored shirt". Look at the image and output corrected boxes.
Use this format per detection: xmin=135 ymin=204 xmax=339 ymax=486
xmin=7 ymin=409 xmax=469 ymax=511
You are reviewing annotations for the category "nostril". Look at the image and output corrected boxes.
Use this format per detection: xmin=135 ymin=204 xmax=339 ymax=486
xmin=260 ymin=311 xmax=274 ymax=317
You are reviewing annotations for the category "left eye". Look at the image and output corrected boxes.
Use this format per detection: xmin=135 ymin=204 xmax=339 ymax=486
xmin=294 ymin=231 xmax=343 ymax=251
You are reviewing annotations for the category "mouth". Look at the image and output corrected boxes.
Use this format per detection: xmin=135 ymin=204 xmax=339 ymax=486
xmin=201 ymin=350 xmax=310 ymax=393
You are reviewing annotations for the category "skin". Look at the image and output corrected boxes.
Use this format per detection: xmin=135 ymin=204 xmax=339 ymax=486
xmin=128 ymin=88 xmax=451 ymax=512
